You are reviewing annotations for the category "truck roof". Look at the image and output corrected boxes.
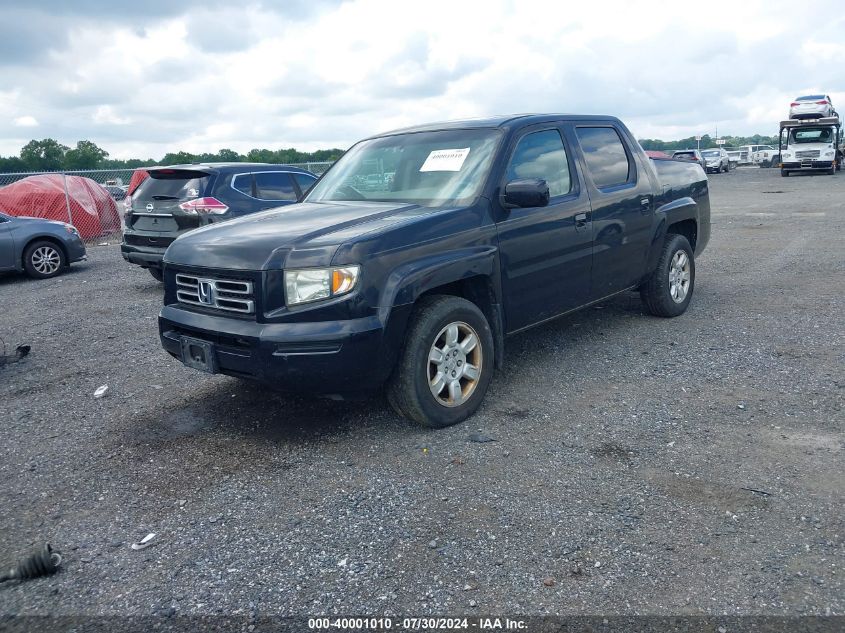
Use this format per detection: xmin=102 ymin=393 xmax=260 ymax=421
xmin=375 ymin=114 xmax=624 ymax=137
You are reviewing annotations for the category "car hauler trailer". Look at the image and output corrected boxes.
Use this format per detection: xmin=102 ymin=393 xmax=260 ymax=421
xmin=778 ymin=116 xmax=841 ymax=176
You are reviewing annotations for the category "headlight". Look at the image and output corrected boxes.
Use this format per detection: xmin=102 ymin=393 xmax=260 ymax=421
xmin=284 ymin=266 xmax=360 ymax=306
xmin=64 ymin=224 xmax=79 ymax=236
xmin=823 ymin=150 xmax=834 ymax=157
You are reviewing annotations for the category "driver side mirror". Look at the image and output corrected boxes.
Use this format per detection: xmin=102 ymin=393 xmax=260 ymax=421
xmin=501 ymin=178 xmax=550 ymax=209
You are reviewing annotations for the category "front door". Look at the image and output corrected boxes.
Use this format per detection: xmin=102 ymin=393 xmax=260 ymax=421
xmin=495 ymin=126 xmax=593 ymax=332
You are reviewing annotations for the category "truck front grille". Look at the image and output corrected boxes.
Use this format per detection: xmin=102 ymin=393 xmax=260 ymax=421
xmin=795 ymin=150 xmax=821 ymax=159
xmin=175 ymin=273 xmax=255 ymax=315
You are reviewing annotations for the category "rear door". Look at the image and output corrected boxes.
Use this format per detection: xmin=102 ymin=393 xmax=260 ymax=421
xmin=495 ymin=125 xmax=593 ymax=331
xmin=253 ymin=172 xmax=299 ymax=208
xmin=0 ymin=215 xmax=15 ymax=270
xmin=126 ymin=169 xmax=213 ymax=235
xmin=570 ymin=123 xmax=654 ymax=298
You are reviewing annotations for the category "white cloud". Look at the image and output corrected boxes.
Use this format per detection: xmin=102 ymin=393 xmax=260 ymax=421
xmin=93 ymin=105 xmax=130 ymax=126
xmin=0 ymin=0 xmax=844 ymax=158
xmin=13 ymin=115 xmax=38 ymax=127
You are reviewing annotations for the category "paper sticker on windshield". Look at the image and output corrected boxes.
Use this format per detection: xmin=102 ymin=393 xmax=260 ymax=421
xmin=420 ymin=148 xmax=470 ymax=172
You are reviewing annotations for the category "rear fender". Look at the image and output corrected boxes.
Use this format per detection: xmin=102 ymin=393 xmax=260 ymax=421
xmin=646 ymin=197 xmax=697 ymax=272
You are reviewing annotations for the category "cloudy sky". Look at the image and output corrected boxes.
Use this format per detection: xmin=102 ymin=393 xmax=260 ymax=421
xmin=1 ymin=0 xmax=843 ymax=159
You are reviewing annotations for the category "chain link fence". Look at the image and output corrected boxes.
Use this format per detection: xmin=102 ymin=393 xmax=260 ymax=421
xmin=0 ymin=162 xmax=335 ymax=244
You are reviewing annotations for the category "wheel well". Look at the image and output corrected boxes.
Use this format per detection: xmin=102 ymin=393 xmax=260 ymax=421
xmin=418 ymin=275 xmax=503 ymax=368
xmin=419 ymin=275 xmax=495 ymax=316
xmin=22 ymin=236 xmax=68 ymax=268
xmin=666 ymin=219 xmax=697 ymax=251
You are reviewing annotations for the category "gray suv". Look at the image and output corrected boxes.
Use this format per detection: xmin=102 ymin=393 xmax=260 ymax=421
xmin=121 ymin=163 xmax=317 ymax=281
xmin=0 ymin=212 xmax=87 ymax=279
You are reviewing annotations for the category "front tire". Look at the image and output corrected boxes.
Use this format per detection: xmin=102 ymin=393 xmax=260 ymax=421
xmin=148 ymin=268 xmax=164 ymax=282
xmin=23 ymin=240 xmax=66 ymax=279
xmin=387 ymin=295 xmax=494 ymax=428
xmin=640 ymin=234 xmax=695 ymax=318
xmin=781 ymin=169 xmax=789 ymax=177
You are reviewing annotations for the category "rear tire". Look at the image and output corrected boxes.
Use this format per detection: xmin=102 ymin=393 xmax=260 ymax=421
xmin=387 ymin=295 xmax=494 ymax=428
xmin=640 ymin=234 xmax=695 ymax=318
xmin=23 ymin=240 xmax=66 ymax=279
xmin=148 ymin=268 xmax=164 ymax=282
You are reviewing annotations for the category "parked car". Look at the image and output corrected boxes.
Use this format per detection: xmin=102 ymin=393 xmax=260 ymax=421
xmin=0 ymin=211 xmax=87 ymax=279
xmin=672 ymin=149 xmax=706 ymax=170
xmin=102 ymin=184 xmax=127 ymax=201
xmin=700 ymin=148 xmax=731 ymax=173
xmin=750 ymin=145 xmax=779 ymax=167
xmin=121 ymin=163 xmax=318 ymax=281
xmin=789 ymin=95 xmax=837 ymax=120
xmin=158 ymin=114 xmax=710 ymax=428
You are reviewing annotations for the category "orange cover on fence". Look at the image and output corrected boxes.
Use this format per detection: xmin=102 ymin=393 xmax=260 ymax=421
xmin=0 ymin=174 xmax=121 ymax=239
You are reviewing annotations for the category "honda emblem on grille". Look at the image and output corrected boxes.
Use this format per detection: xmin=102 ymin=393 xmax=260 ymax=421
xmin=146 ymin=203 xmax=154 ymax=212
xmin=198 ymin=281 xmax=215 ymax=305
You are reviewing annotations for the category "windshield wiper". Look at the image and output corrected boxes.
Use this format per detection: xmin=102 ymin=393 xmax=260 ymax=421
xmin=150 ymin=195 xmax=180 ymax=200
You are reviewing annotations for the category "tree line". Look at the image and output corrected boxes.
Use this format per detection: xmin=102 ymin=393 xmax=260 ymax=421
xmin=1 ymin=134 xmax=782 ymax=174
xmin=638 ymin=133 xmax=779 ymax=151
xmin=0 ymin=139 xmax=346 ymax=173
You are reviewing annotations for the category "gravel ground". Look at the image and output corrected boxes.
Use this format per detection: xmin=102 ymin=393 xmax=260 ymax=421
xmin=0 ymin=167 xmax=842 ymax=618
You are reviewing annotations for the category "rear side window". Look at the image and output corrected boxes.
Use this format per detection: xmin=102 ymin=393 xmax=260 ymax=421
xmin=232 ymin=173 xmax=254 ymax=195
xmin=254 ymin=172 xmax=296 ymax=201
xmin=576 ymin=127 xmax=632 ymax=189
xmin=506 ymin=129 xmax=571 ymax=197
xmin=134 ymin=170 xmax=209 ymax=201
xmin=293 ymin=173 xmax=317 ymax=195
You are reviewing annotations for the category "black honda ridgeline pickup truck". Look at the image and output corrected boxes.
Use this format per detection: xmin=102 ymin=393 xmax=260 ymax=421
xmin=159 ymin=115 xmax=710 ymax=428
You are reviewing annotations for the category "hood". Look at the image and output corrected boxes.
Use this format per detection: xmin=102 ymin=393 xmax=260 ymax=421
xmin=163 ymin=200 xmax=422 ymax=270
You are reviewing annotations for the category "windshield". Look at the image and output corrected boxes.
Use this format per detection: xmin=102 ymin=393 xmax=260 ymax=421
xmin=789 ymin=127 xmax=834 ymax=144
xmin=701 ymin=150 xmax=720 ymax=157
xmin=306 ymin=129 xmax=502 ymax=207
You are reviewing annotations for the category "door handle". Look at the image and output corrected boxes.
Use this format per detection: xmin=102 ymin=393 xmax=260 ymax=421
xmin=640 ymin=196 xmax=652 ymax=212
xmin=575 ymin=212 xmax=588 ymax=229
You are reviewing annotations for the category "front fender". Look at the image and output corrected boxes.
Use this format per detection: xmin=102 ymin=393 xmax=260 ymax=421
xmin=380 ymin=246 xmax=498 ymax=309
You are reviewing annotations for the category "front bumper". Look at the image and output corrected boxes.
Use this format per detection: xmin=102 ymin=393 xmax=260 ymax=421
xmin=781 ymin=160 xmax=835 ymax=171
xmin=67 ymin=237 xmax=87 ymax=263
xmin=158 ymin=303 xmax=412 ymax=395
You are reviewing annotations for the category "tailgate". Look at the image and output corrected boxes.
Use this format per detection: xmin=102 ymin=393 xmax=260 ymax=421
xmin=127 ymin=169 xmax=213 ymax=233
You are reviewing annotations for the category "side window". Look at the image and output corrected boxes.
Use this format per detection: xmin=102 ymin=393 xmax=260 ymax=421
xmin=254 ymin=172 xmax=297 ymax=201
xmin=505 ymin=129 xmax=571 ymax=197
xmin=293 ymin=173 xmax=317 ymax=196
xmin=575 ymin=127 xmax=632 ymax=189
xmin=232 ymin=173 xmax=253 ymax=196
